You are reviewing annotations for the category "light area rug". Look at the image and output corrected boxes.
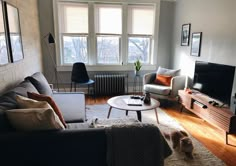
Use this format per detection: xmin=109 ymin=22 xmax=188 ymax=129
xmin=86 ymin=104 xmax=226 ymax=166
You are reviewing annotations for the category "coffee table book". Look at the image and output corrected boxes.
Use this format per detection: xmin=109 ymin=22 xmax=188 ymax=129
xmin=123 ymin=98 xmax=143 ymax=106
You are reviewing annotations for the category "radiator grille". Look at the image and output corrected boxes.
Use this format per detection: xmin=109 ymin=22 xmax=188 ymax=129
xmin=94 ymin=74 xmax=127 ymax=95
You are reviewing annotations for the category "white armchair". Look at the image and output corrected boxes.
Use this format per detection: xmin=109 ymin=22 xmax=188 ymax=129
xmin=143 ymin=72 xmax=186 ymax=100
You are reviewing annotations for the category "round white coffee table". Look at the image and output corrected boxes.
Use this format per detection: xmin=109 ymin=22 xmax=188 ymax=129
xmin=107 ymin=95 xmax=160 ymax=123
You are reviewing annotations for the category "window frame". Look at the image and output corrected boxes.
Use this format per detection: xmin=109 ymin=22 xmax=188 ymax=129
xmin=53 ymin=0 xmax=159 ymax=71
xmin=127 ymin=34 xmax=153 ymax=65
xmin=96 ymin=34 xmax=121 ymax=64
xmin=61 ymin=33 xmax=89 ymax=64
xmin=94 ymin=3 xmax=122 ymax=65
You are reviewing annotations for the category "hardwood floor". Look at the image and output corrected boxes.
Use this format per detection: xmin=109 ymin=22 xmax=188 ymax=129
xmin=85 ymin=95 xmax=236 ymax=166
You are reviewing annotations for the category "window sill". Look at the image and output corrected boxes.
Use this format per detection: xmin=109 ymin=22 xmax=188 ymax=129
xmin=57 ymin=64 xmax=157 ymax=72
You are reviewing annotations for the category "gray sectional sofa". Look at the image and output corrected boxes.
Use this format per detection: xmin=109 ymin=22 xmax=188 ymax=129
xmin=0 ymin=72 xmax=171 ymax=166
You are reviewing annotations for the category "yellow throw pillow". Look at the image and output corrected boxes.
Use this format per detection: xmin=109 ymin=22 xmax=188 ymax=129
xmin=6 ymin=108 xmax=65 ymax=131
xmin=16 ymin=95 xmax=50 ymax=109
xmin=10 ymin=95 xmax=65 ymax=131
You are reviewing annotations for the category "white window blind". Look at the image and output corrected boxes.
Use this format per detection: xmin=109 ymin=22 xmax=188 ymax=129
xmin=128 ymin=5 xmax=154 ymax=35
xmin=95 ymin=4 xmax=122 ymax=34
xmin=59 ymin=3 xmax=88 ymax=33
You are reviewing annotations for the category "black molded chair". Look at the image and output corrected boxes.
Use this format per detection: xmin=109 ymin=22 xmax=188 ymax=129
xmin=70 ymin=62 xmax=94 ymax=95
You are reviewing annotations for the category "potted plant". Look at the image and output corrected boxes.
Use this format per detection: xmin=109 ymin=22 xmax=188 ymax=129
xmin=134 ymin=59 xmax=142 ymax=76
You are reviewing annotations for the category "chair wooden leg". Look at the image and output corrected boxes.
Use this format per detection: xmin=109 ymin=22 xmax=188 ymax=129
xmin=88 ymin=85 xmax=90 ymax=95
xmin=74 ymin=83 xmax=76 ymax=92
xmin=226 ymin=132 xmax=229 ymax=145
xmin=70 ymin=82 xmax=72 ymax=92
xmin=154 ymin=108 xmax=159 ymax=124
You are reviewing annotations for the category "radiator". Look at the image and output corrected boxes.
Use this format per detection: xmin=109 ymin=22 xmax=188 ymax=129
xmin=94 ymin=74 xmax=127 ymax=95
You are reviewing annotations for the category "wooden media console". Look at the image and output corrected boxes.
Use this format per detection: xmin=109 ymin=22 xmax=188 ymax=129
xmin=178 ymin=90 xmax=236 ymax=144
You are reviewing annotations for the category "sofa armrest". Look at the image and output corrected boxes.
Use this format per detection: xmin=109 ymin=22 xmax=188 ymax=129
xmin=52 ymin=92 xmax=86 ymax=123
xmin=170 ymin=75 xmax=186 ymax=97
xmin=0 ymin=128 xmax=107 ymax=165
xmin=143 ymin=72 xmax=156 ymax=85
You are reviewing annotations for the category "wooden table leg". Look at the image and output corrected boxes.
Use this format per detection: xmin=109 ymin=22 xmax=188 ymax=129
xmin=136 ymin=111 xmax=142 ymax=122
xmin=154 ymin=108 xmax=159 ymax=124
xmin=107 ymin=106 xmax=112 ymax=118
xmin=126 ymin=110 xmax=128 ymax=116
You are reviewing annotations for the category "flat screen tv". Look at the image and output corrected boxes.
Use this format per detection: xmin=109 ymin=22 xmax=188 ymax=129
xmin=193 ymin=61 xmax=235 ymax=106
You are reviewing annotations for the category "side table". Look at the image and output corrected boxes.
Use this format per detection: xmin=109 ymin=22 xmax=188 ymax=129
xmin=133 ymin=75 xmax=142 ymax=94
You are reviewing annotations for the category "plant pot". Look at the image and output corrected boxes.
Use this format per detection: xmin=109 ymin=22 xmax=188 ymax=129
xmin=135 ymin=70 xmax=140 ymax=76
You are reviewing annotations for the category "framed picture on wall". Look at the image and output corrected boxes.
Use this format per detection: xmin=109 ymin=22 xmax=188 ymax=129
xmin=4 ymin=2 xmax=24 ymax=62
xmin=0 ymin=0 xmax=10 ymax=65
xmin=191 ymin=32 xmax=202 ymax=57
xmin=181 ymin=23 xmax=191 ymax=46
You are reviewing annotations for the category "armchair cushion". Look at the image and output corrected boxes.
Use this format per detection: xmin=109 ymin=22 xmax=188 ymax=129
xmin=156 ymin=66 xmax=180 ymax=76
xmin=143 ymin=84 xmax=171 ymax=96
xmin=154 ymin=74 xmax=172 ymax=86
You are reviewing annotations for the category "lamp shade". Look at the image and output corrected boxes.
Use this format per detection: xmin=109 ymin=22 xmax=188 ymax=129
xmin=48 ymin=33 xmax=55 ymax=43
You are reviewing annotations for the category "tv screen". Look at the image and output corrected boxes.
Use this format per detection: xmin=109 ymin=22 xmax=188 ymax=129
xmin=193 ymin=61 xmax=235 ymax=106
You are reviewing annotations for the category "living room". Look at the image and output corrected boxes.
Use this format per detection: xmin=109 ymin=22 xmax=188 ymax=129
xmin=0 ymin=0 xmax=236 ymax=165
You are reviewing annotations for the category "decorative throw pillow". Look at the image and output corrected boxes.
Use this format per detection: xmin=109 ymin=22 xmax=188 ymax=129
xmin=16 ymin=95 xmax=51 ymax=109
xmin=27 ymin=92 xmax=67 ymax=128
xmin=11 ymin=80 xmax=39 ymax=97
xmin=156 ymin=66 xmax=180 ymax=77
xmin=25 ymin=72 xmax=52 ymax=96
xmin=6 ymin=108 xmax=65 ymax=131
xmin=154 ymin=74 xmax=172 ymax=86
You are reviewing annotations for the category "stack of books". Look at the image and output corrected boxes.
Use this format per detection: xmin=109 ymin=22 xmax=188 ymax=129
xmin=123 ymin=98 xmax=142 ymax=106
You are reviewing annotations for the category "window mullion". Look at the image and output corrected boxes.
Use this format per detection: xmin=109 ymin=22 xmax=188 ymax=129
xmin=88 ymin=2 xmax=95 ymax=65
xmin=121 ymin=3 xmax=128 ymax=65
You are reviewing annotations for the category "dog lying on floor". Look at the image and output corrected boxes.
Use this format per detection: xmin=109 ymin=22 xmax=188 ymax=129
xmin=163 ymin=130 xmax=194 ymax=159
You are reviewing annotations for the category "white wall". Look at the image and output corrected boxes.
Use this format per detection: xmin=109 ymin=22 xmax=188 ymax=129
xmin=171 ymin=0 xmax=236 ymax=90
xmin=157 ymin=1 xmax=175 ymax=68
xmin=170 ymin=0 xmax=236 ymax=111
xmin=0 ymin=0 xmax=42 ymax=93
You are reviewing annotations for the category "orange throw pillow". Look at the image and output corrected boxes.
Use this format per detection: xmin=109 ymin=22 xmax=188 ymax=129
xmin=154 ymin=74 xmax=172 ymax=86
xmin=27 ymin=92 xmax=67 ymax=128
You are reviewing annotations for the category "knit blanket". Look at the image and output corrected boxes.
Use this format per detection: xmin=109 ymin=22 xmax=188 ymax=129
xmin=90 ymin=118 xmax=172 ymax=166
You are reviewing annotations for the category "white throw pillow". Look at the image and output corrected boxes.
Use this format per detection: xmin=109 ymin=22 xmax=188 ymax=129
xmin=6 ymin=108 xmax=65 ymax=131
xmin=156 ymin=66 xmax=180 ymax=77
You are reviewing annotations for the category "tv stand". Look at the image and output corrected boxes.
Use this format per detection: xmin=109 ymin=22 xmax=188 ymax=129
xmin=178 ymin=90 xmax=236 ymax=145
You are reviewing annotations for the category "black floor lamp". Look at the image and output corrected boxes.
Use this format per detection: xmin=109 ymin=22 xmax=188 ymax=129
xmin=43 ymin=32 xmax=60 ymax=91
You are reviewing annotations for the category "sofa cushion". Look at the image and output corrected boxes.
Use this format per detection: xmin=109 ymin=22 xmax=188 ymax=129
xmin=0 ymin=92 xmax=18 ymax=111
xmin=6 ymin=108 xmax=65 ymax=131
xmin=25 ymin=72 xmax=52 ymax=96
xmin=52 ymin=93 xmax=86 ymax=123
xmin=143 ymin=84 xmax=171 ymax=96
xmin=154 ymin=74 xmax=172 ymax=86
xmin=0 ymin=92 xmax=18 ymax=132
xmin=156 ymin=66 xmax=180 ymax=77
xmin=16 ymin=95 xmax=51 ymax=109
xmin=27 ymin=92 xmax=67 ymax=128
xmin=11 ymin=80 xmax=39 ymax=97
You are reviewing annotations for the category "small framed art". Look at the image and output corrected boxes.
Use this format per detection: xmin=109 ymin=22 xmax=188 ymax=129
xmin=191 ymin=32 xmax=202 ymax=57
xmin=0 ymin=0 xmax=10 ymax=65
xmin=4 ymin=2 xmax=24 ymax=62
xmin=181 ymin=23 xmax=191 ymax=46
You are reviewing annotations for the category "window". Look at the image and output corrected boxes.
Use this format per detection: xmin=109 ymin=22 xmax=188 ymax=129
xmin=55 ymin=1 xmax=157 ymax=67
xmin=127 ymin=5 xmax=154 ymax=64
xmin=95 ymin=4 xmax=122 ymax=64
xmin=58 ymin=3 xmax=88 ymax=64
